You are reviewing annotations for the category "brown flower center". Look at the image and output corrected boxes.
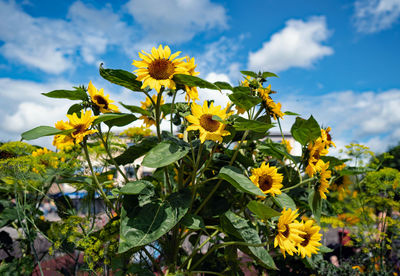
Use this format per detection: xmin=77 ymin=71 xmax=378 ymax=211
xmin=199 ymin=114 xmax=220 ymax=132
xmin=148 ymin=59 xmax=175 ymax=80
xmin=94 ymin=95 xmax=108 ymax=109
xmin=258 ymin=174 xmax=273 ymax=191
xmin=73 ymin=124 xmax=86 ymax=136
xmin=300 ymin=233 xmax=311 ymax=247
xmin=282 ymin=224 xmax=290 ymax=238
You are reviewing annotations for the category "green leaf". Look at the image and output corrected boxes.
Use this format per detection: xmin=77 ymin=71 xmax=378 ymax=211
xmin=320 ymin=156 xmax=349 ymax=168
xmin=120 ymin=102 xmax=151 ymax=116
xmin=240 ymin=71 xmax=258 ymax=78
xmin=119 ymin=190 xmax=190 ymax=253
xmin=142 ymin=139 xmax=189 ymax=168
xmin=290 ymin=115 xmax=321 ymax=145
xmin=233 ymin=117 xmax=274 ymax=132
xmin=56 ymin=176 xmax=92 ymax=185
xmin=222 ymin=211 xmax=277 ymax=270
xmin=0 ymin=208 xmax=18 ymax=228
xmin=93 ymin=113 xmax=135 ymax=125
xmin=21 ymin=126 xmax=73 ymax=141
xmin=104 ymin=114 xmax=138 ymax=128
xmin=273 ymin=193 xmax=297 ymax=210
xmin=247 ymin=200 xmax=281 ymax=220
xmin=114 ymin=136 xmax=158 ymax=165
xmin=308 ymin=190 xmax=322 ymax=223
xmin=181 ymin=214 xmax=205 ymax=230
xmin=261 ymin=72 xmax=278 ymax=79
xmin=214 ymin=81 xmax=233 ymax=90
xmin=319 ymin=245 xmax=333 ymax=253
xmin=160 ymin=102 xmax=188 ymax=115
xmin=284 ymin=111 xmax=300 ymax=116
xmin=258 ymin=140 xmax=299 ymax=163
xmin=229 ymin=91 xmax=261 ymax=111
xmin=99 ymin=64 xmax=143 ymax=92
xmin=173 ymin=74 xmax=220 ymax=90
xmin=119 ymin=180 xmax=154 ymax=195
xmin=67 ymin=103 xmax=84 ymax=115
xmin=42 ymin=88 xmax=87 ymax=101
xmin=218 ymin=166 xmax=265 ymax=197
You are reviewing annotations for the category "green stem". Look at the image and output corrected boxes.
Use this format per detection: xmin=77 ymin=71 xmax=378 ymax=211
xmin=281 ymin=177 xmax=316 ymax=192
xmin=170 ymin=90 xmax=177 ymax=134
xmin=82 ymin=140 xmax=114 ymax=211
xmin=143 ymin=247 xmax=162 ymax=273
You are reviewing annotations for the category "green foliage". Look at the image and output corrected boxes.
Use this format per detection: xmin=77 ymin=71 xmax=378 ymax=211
xmin=291 ymin=115 xmax=320 ymax=145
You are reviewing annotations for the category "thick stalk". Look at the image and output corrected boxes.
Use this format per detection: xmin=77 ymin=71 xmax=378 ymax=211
xmin=170 ymin=90 xmax=177 ymax=134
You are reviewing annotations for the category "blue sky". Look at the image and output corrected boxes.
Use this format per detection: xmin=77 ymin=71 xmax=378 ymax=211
xmin=1 ymin=0 xmax=400 ymax=153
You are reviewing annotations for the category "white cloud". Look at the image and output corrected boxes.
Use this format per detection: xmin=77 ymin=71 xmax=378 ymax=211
xmin=248 ymin=16 xmax=333 ymax=72
xmin=0 ymin=1 xmax=136 ymax=74
xmin=354 ymin=0 xmax=400 ymax=33
xmin=125 ymin=0 xmax=227 ymax=43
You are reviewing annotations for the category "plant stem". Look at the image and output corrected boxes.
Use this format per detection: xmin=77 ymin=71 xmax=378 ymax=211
xmin=281 ymin=177 xmax=316 ymax=192
xmin=170 ymin=90 xmax=177 ymax=134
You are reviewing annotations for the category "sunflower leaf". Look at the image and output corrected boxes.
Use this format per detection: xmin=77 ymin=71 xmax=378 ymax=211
xmin=218 ymin=166 xmax=265 ymax=197
xmin=67 ymin=103 xmax=84 ymax=115
xmin=173 ymin=74 xmax=220 ymax=90
xmin=229 ymin=90 xmax=261 ymax=111
xmin=93 ymin=113 xmax=135 ymax=125
xmin=290 ymin=115 xmax=321 ymax=145
xmin=21 ymin=126 xmax=73 ymax=141
xmin=308 ymin=190 xmax=322 ymax=223
xmin=272 ymin=193 xmax=297 ymax=211
xmin=114 ymin=136 xmax=159 ymax=165
xmin=233 ymin=117 xmax=274 ymax=132
xmin=247 ymin=200 xmax=281 ymax=220
xmin=142 ymin=139 xmax=190 ymax=168
xmin=261 ymin=72 xmax=278 ymax=79
xmin=42 ymin=88 xmax=87 ymax=101
xmin=120 ymin=102 xmax=151 ymax=116
xmin=99 ymin=64 xmax=143 ymax=92
xmin=240 ymin=71 xmax=258 ymax=78
xmin=214 ymin=81 xmax=233 ymax=91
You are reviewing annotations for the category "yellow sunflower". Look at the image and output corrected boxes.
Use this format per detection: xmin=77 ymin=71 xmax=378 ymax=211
xmin=306 ymin=140 xmax=329 ymax=177
xmin=250 ymin=162 xmax=283 ymax=197
xmin=183 ymin=57 xmax=200 ymax=102
xmin=281 ymin=139 xmax=293 ymax=153
xmin=185 ymin=101 xmax=232 ymax=143
xmin=274 ymin=208 xmax=305 ymax=257
xmin=139 ymin=94 xmax=165 ymax=127
xmin=266 ymin=98 xmax=284 ymax=120
xmin=318 ymin=160 xmax=331 ymax=199
xmin=53 ymin=120 xmax=75 ymax=150
xmin=133 ymin=45 xmax=188 ymax=93
xmin=296 ymin=219 xmax=322 ymax=258
xmin=87 ymin=81 xmax=119 ymax=113
xmin=258 ymin=84 xmax=271 ymax=102
xmin=321 ymin=127 xmax=336 ymax=148
xmin=66 ymin=110 xmax=98 ymax=144
xmin=331 ymin=175 xmax=352 ymax=200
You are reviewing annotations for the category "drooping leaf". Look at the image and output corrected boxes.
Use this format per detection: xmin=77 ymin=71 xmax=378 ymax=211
xmin=319 ymin=245 xmax=333 ymax=253
xmin=247 ymin=200 xmax=281 ymax=220
xmin=284 ymin=111 xmax=300 ymax=116
xmin=221 ymin=211 xmax=277 ymax=269
xmin=119 ymin=180 xmax=154 ymax=195
xmin=181 ymin=214 xmax=205 ymax=230
xmin=120 ymin=102 xmax=151 ymax=116
xmin=218 ymin=166 xmax=265 ymax=197
xmin=290 ymin=116 xmax=321 ymax=145
xmin=21 ymin=126 xmax=73 ymax=141
xmin=233 ymin=117 xmax=274 ymax=132
xmin=142 ymin=139 xmax=189 ymax=168
xmin=229 ymin=91 xmax=261 ymax=111
xmin=119 ymin=190 xmax=190 ymax=253
xmin=308 ymin=190 xmax=322 ymax=223
xmin=104 ymin=114 xmax=138 ymax=128
xmin=99 ymin=64 xmax=143 ymax=92
xmin=261 ymin=72 xmax=278 ymax=79
xmin=67 ymin=103 xmax=84 ymax=115
xmin=240 ymin=71 xmax=258 ymax=78
xmin=93 ymin=113 xmax=135 ymax=125
xmin=42 ymin=88 xmax=87 ymax=101
xmin=173 ymin=74 xmax=220 ymax=90
xmin=258 ymin=140 xmax=299 ymax=163
xmin=114 ymin=136 xmax=158 ymax=165
xmin=273 ymin=193 xmax=297 ymax=211
xmin=214 ymin=81 xmax=233 ymax=91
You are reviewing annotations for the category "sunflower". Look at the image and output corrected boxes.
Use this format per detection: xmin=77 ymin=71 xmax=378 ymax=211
xmin=266 ymin=98 xmax=285 ymax=120
xmin=66 ymin=110 xmax=98 ymax=144
xmin=318 ymin=160 xmax=331 ymax=199
xmin=274 ymin=208 xmax=305 ymax=257
xmin=250 ymin=162 xmax=283 ymax=197
xmin=183 ymin=57 xmax=200 ymax=102
xmin=133 ymin=45 xmax=188 ymax=93
xmin=139 ymin=94 xmax=165 ymax=127
xmin=186 ymin=101 xmax=232 ymax=143
xmin=258 ymin=84 xmax=271 ymax=102
xmin=87 ymin=81 xmax=119 ymax=113
xmin=53 ymin=120 xmax=75 ymax=150
xmin=281 ymin=139 xmax=293 ymax=153
xmin=296 ymin=220 xmax=322 ymax=258
xmin=321 ymin=127 xmax=336 ymax=148
xmin=32 ymin=147 xmax=51 ymax=157
xmin=331 ymin=175 xmax=352 ymax=200
xmin=306 ymin=140 xmax=329 ymax=177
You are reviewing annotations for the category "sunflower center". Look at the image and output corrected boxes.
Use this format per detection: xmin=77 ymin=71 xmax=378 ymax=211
xmin=73 ymin=124 xmax=86 ymax=136
xmin=199 ymin=114 xmax=220 ymax=132
xmin=94 ymin=95 xmax=108 ymax=109
xmin=148 ymin=59 xmax=175 ymax=80
xmin=259 ymin=174 xmax=273 ymax=191
xmin=300 ymin=233 xmax=311 ymax=247
xmin=282 ymin=224 xmax=290 ymax=238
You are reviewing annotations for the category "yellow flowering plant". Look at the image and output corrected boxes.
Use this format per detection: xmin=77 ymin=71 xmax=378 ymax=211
xmin=14 ymin=45 xmax=368 ymax=274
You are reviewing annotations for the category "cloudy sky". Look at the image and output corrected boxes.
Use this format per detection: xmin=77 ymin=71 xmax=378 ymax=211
xmin=1 ymin=0 xmax=400 ymax=153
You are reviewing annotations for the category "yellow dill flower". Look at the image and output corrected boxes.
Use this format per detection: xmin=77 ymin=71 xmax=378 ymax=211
xmin=139 ymin=94 xmax=164 ymax=127
xmin=120 ymin=126 xmax=152 ymax=137
xmin=66 ymin=110 xmax=98 ymax=144
xmin=133 ymin=45 xmax=188 ymax=93
xmin=250 ymin=162 xmax=283 ymax=197
xmin=274 ymin=208 xmax=305 ymax=257
xmin=281 ymin=139 xmax=293 ymax=153
xmin=32 ymin=147 xmax=51 ymax=157
xmin=183 ymin=57 xmax=200 ymax=102
xmin=88 ymin=81 xmax=119 ymax=113
xmin=53 ymin=120 xmax=75 ymax=150
xmin=318 ymin=160 xmax=331 ymax=199
xmin=186 ymin=101 xmax=232 ymax=143
xmin=296 ymin=220 xmax=322 ymax=258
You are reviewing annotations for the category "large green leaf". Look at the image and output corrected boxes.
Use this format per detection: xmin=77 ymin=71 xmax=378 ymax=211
xmin=257 ymin=140 xmax=299 ymax=163
xmin=233 ymin=117 xmax=274 ymax=132
xmin=261 ymin=72 xmax=278 ymax=79
xmin=142 ymin=139 xmax=189 ymax=168
xmin=93 ymin=113 xmax=135 ymax=126
xmin=119 ymin=190 xmax=190 ymax=253
xmin=104 ymin=114 xmax=138 ymax=128
xmin=240 ymin=71 xmax=258 ymax=78
xmin=21 ymin=126 xmax=73 ymax=141
xmin=173 ymin=74 xmax=220 ymax=90
xmin=272 ymin=193 xmax=297 ymax=211
xmin=214 ymin=81 xmax=233 ymax=91
xmin=247 ymin=200 xmax=281 ymax=220
xmin=114 ymin=136 xmax=158 ymax=165
xmin=228 ymin=91 xmax=261 ymax=111
xmin=222 ymin=211 xmax=277 ymax=269
xmin=181 ymin=214 xmax=205 ymax=230
xmin=308 ymin=190 xmax=322 ymax=223
xmin=217 ymin=166 xmax=265 ymax=197
xmin=99 ymin=64 xmax=143 ymax=92
xmin=42 ymin=88 xmax=87 ymax=101
xmin=119 ymin=180 xmax=154 ymax=195
xmin=120 ymin=102 xmax=151 ymax=116
xmin=67 ymin=103 xmax=84 ymax=115
xmin=0 ymin=208 xmax=18 ymax=228
xmin=290 ymin=115 xmax=321 ymax=145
